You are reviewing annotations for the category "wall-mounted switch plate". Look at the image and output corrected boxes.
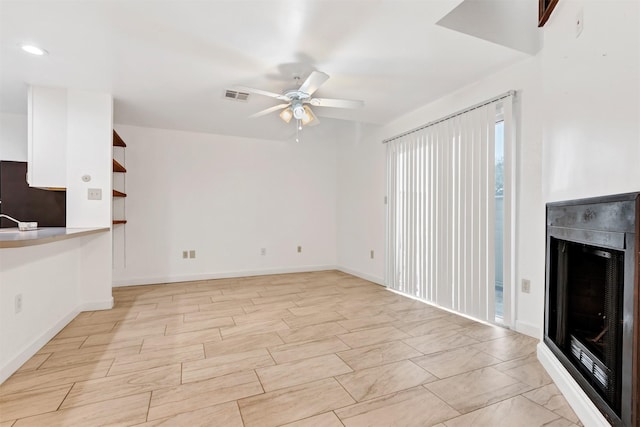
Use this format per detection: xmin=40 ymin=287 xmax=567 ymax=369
xmin=182 ymin=251 xmax=188 ymax=259
xmin=297 ymin=246 xmax=302 ymax=253
xmin=522 ymin=279 xmax=531 ymax=293
xmin=261 ymin=248 xmax=266 ymax=256
xmin=370 ymin=250 xmax=375 ymax=259
xmin=189 ymin=250 xmax=196 ymax=259
xmin=88 ymin=188 xmax=102 ymax=200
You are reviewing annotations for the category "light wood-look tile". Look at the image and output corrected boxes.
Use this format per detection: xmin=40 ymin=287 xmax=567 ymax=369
xmin=61 ymin=364 xmax=181 ymax=409
xmin=523 ymin=384 xmax=581 ymax=424
xmin=494 ymin=353 xmax=553 ymax=388
xmin=12 ymin=392 xmax=150 ymax=427
xmin=131 ymin=401 xmax=243 ymax=427
xmin=425 ymin=367 xmax=533 ymax=413
xmin=238 ymin=378 xmax=355 ymax=427
xmin=165 ymin=316 xmax=234 ymax=335
xmin=278 ymin=322 xmax=349 ymax=344
xmin=403 ymin=329 xmax=480 ymax=355
xmin=148 ymin=370 xmax=263 ymax=421
xmin=108 ymin=343 xmax=204 ymax=376
xmin=2 ymin=271 xmax=577 ymax=427
xmin=0 ymin=359 xmax=113 ymax=394
xmin=0 ymin=384 xmax=70 ymax=422
xmin=38 ymin=343 xmax=141 ymax=370
xmin=15 ymin=354 xmax=50 ymax=373
xmin=283 ymin=311 xmax=346 ymax=329
xmin=471 ymin=334 xmax=538 ymax=361
xmin=336 ymin=360 xmax=435 ymax=402
xmin=141 ymin=329 xmax=221 ymax=352
xmin=336 ymin=386 xmax=460 ymax=427
xmin=81 ymin=324 xmax=166 ymax=347
xmin=36 ymin=336 xmax=86 ymax=354
xmin=280 ymin=411 xmax=344 ymax=427
xmin=411 ymin=346 xmax=501 ymax=379
xmin=337 ymin=313 xmax=397 ymax=332
xmin=442 ymin=395 xmax=562 ymax=427
xmin=182 ymin=349 xmax=275 ymax=383
xmin=219 ymin=319 xmax=290 ymax=339
xmin=268 ymin=337 xmax=350 ymax=364
xmin=338 ymin=326 xmax=410 ymax=348
xmin=337 ymin=340 xmax=422 ymax=370
xmin=256 ymin=354 xmax=353 ymax=391
xmin=204 ymin=332 xmax=284 ymax=357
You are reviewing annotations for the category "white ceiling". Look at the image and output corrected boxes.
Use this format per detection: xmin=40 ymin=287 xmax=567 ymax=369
xmin=0 ymin=0 xmax=530 ymax=141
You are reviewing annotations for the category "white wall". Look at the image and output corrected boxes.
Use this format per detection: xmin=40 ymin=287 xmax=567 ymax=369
xmin=337 ymin=58 xmax=545 ymax=337
xmin=65 ymin=90 xmax=113 ymax=228
xmin=112 ymin=124 xmax=339 ymax=286
xmin=0 ymin=232 xmax=112 ymax=383
xmin=0 ymin=113 xmax=27 ymax=161
xmin=542 ymin=0 xmax=640 ymax=202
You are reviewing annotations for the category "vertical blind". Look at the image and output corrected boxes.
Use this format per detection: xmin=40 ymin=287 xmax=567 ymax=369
xmin=385 ymin=93 xmax=515 ymax=325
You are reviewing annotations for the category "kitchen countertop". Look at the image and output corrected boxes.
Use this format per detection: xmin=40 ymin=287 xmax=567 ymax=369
xmin=0 ymin=227 xmax=109 ymax=248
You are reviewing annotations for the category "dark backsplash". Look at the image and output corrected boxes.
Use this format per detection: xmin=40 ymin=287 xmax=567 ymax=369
xmin=0 ymin=161 xmax=65 ymax=227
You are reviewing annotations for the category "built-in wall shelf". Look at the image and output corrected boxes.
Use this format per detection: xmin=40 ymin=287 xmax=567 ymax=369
xmin=113 ymin=159 xmax=126 ymax=173
xmin=112 ymin=130 xmax=127 ymax=227
xmin=113 ymin=130 xmax=127 ymax=147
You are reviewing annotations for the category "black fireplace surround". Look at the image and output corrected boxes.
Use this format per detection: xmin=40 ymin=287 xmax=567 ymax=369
xmin=545 ymin=192 xmax=639 ymax=427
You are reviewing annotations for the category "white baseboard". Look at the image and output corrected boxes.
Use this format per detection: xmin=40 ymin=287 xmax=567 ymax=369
xmin=537 ymin=342 xmax=610 ymax=427
xmin=0 ymin=308 xmax=79 ymax=384
xmin=515 ymin=320 xmax=540 ymax=339
xmin=1 ymin=297 xmax=116 ymax=384
xmin=335 ymin=267 xmax=385 ymax=286
xmin=80 ymin=297 xmax=114 ymax=311
xmin=112 ymin=265 xmax=338 ymax=287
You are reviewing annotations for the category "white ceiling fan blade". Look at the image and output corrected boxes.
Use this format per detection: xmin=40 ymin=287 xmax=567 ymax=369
xmin=298 ymin=71 xmax=329 ymax=96
xmin=249 ymin=103 xmax=290 ymax=118
xmin=236 ymin=86 xmax=289 ymax=101
xmin=309 ymin=98 xmax=364 ymax=109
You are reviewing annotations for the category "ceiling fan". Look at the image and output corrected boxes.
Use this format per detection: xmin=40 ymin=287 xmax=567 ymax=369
xmin=238 ymin=71 xmax=364 ymax=127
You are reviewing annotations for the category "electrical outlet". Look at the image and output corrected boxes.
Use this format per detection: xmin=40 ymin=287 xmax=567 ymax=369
xmin=370 ymin=250 xmax=375 ymax=259
xmin=261 ymin=248 xmax=266 ymax=256
xmin=297 ymin=245 xmax=302 ymax=253
xmin=87 ymin=188 xmax=102 ymax=200
xmin=522 ymin=279 xmax=531 ymax=294
xmin=15 ymin=294 xmax=22 ymax=314
xmin=182 ymin=251 xmax=188 ymax=259
xmin=189 ymin=250 xmax=196 ymax=259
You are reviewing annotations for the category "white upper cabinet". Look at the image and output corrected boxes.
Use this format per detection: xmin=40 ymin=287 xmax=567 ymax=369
xmin=27 ymin=86 xmax=67 ymax=188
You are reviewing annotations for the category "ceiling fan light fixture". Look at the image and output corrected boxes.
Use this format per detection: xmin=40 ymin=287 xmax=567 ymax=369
xmin=279 ymin=107 xmax=293 ymax=123
xmin=301 ymin=105 xmax=315 ymax=126
xmin=292 ymin=103 xmax=306 ymax=120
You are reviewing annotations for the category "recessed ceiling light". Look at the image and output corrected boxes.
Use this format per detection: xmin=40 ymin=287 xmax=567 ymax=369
xmin=20 ymin=44 xmax=48 ymax=56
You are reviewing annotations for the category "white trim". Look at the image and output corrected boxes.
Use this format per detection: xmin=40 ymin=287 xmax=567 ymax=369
xmin=0 ymin=308 xmax=79 ymax=384
xmin=112 ymin=265 xmax=337 ymax=287
xmin=515 ymin=319 xmax=540 ymax=339
xmin=79 ymin=298 xmax=114 ymax=311
xmin=537 ymin=342 xmax=611 ymax=427
xmin=336 ymin=267 xmax=385 ymax=286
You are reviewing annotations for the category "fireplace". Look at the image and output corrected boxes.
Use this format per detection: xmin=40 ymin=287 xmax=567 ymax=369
xmin=544 ymin=192 xmax=639 ymax=426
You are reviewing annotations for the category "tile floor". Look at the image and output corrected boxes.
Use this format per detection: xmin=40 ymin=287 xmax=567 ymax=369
xmin=0 ymin=271 xmax=582 ymax=426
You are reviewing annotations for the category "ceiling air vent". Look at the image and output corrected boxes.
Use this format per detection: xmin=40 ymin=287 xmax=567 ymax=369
xmin=224 ymin=89 xmax=250 ymax=102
